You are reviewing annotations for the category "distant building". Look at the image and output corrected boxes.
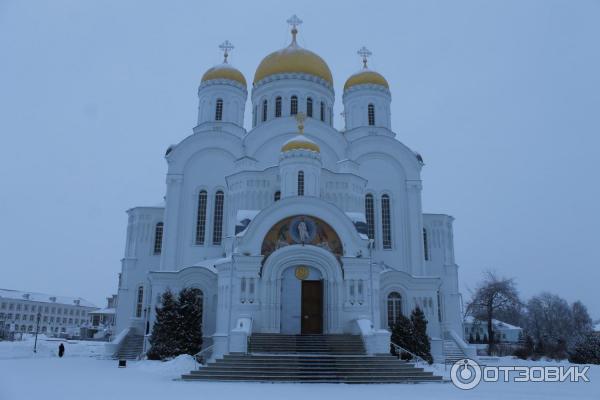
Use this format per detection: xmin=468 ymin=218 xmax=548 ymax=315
xmin=0 ymin=288 xmax=97 ymax=338
xmin=463 ymin=316 xmax=523 ymax=343
xmin=86 ymin=294 xmax=117 ymax=340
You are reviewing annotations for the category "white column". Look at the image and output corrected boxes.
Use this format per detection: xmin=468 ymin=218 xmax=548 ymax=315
xmin=159 ymin=174 xmax=183 ymax=271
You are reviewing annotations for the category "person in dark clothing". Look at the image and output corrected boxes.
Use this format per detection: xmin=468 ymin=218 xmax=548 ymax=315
xmin=58 ymin=343 xmax=65 ymax=358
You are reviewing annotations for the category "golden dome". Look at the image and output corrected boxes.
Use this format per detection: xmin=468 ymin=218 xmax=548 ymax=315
xmin=254 ymin=26 xmax=332 ymax=85
xmin=201 ymin=63 xmax=247 ymax=86
xmin=344 ymin=69 xmax=389 ymax=91
xmin=281 ymin=135 xmax=320 ymax=153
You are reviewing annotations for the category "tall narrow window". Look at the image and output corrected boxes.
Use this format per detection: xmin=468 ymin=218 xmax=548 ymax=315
xmin=215 ymin=99 xmax=223 ymax=121
xmin=320 ymin=101 xmax=325 ymax=121
xmin=274 ymin=191 xmax=281 ymax=201
xmin=195 ymin=190 xmax=208 ymax=245
xmin=262 ymin=100 xmax=268 ymax=122
xmin=297 ymin=171 xmax=304 ymax=196
xmin=423 ymin=228 xmax=429 ymax=261
xmin=253 ymin=105 xmax=257 ymax=127
xmin=135 ymin=286 xmax=144 ymax=318
xmin=365 ymin=194 xmax=375 ymax=241
xmin=306 ymin=97 xmax=313 ymax=117
xmin=212 ymin=190 xmax=225 ymax=245
xmin=368 ymin=104 xmax=375 ymax=126
xmin=153 ymin=222 xmax=163 ymax=255
xmin=381 ymin=194 xmax=392 ymax=249
xmin=275 ymin=96 xmax=282 ymax=117
xmin=290 ymin=95 xmax=298 ymax=115
xmin=387 ymin=292 xmax=402 ymax=328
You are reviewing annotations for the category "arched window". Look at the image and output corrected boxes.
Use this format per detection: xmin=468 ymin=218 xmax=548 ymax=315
xmin=215 ymin=99 xmax=223 ymax=121
xmin=135 ymin=286 xmax=144 ymax=318
xmin=212 ymin=190 xmax=225 ymax=245
xmin=274 ymin=191 xmax=281 ymax=201
xmin=262 ymin=100 xmax=268 ymax=122
xmin=320 ymin=101 xmax=325 ymax=121
xmin=306 ymin=97 xmax=313 ymax=117
xmin=387 ymin=292 xmax=402 ymax=327
xmin=297 ymin=171 xmax=304 ymax=196
xmin=275 ymin=96 xmax=282 ymax=117
xmin=195 ymin=191 xmax=208 ymax=245
xmin=368 ymin=104 xmax=375 ymax=126
xmin=423 ymin=228 xmax=429 ymax=261
xmin=253 ymin=105 xmax=257 ymax=127
xmin=381 ymin=194 xmax=392 ymax=249
xmin=290 ymin=95 xmax=298 ymax=115
xmin=153 ymin=222 xmax=163 ymax=255
xmin=365 ymin=194 xmax=375 ymax=241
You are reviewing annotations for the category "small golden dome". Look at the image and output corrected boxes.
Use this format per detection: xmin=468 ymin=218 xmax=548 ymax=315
xmin=344 ymin=69 xmax=389 ymax=91
xmin=281 ymin=135 xmax=320 ymax=153
xmin=201 ymin=63 xmax=247 ymax=86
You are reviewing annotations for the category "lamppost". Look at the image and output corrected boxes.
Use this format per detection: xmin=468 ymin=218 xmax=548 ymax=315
xmin=33 ymin=312 xmax=41 ymax=353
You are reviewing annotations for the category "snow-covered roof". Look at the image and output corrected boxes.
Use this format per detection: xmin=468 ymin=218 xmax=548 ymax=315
xmin=0 ymin=288 xmax=97 ymax=308
xmin=88 ymin=308 xmax=115 ymax=315
xmin=235 ymin=210 xmax=260 ymax=236
xmin=191 ymin=257 xmax=231 ymax=273
xmin=463 ymin=316 xmax=522 ymax=330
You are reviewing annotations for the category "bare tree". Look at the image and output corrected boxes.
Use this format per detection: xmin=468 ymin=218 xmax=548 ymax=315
xmin=466 ymin=271 xmax=521 ymax=354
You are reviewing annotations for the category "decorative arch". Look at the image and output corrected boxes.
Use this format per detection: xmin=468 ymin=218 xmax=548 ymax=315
xmin=261 ymin=215 xmax=343 ymax=264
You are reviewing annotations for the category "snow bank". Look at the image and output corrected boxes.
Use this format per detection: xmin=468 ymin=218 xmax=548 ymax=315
xmin=0 ymin=335 xmax=106 ymax=359
xmin=132 ymin=354 xmax=197 ymax=379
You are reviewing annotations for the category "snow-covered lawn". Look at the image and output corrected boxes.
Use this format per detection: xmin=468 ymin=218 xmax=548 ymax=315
xmin=0 ymin=338 xmax=599 ymax=400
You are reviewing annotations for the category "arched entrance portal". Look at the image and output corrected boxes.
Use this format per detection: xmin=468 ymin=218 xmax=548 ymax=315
xmin=281 ymin=266 xmax=323 ymax=334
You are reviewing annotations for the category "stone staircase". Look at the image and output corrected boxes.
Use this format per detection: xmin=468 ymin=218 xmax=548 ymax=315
xmin=443 ymin=339 xmax=467 ymax=365
xmin=181 ymin=334 xmax=443 ymax=383
xmin=113 ymin=333 xmax=144 ymax=360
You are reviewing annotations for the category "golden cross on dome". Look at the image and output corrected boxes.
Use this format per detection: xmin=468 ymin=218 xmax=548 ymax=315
xmin=295 ymin=112 xmax=306 ymax=134
xmin=357 ymin=46 xmax=372 ymax=69
xmin=219 ymin=40 xmax=234 ymax=63
xmin=287 ymin=14 xmax=303 ymax=43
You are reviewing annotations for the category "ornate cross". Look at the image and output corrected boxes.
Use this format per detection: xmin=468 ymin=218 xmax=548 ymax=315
xmin=287 ymin=14 xmax=303 ymax=42
xmin=219 ymin=40 xmax=234 ymax=63
xmin=296 ymin=112 xmax=306 ymax=134
xmin=357 ymin=46 xmax=372 ymax=69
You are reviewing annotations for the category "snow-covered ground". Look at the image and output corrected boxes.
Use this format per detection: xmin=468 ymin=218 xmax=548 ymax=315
xmin=0 ymin=337 xmax=598 ymax=400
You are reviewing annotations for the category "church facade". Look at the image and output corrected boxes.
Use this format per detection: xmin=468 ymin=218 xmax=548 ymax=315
xmin=114 ymin=17 xmax=468 ymax=362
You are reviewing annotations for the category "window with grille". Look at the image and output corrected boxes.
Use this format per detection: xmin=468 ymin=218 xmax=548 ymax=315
xmin=368 ymin=104 xmax=375 ymax=126
xmin=274 ymin=191 xmax=281 ymax=201
xmin=290 ymin=95 xmax=298 ymax=115
xmin=275 ymin=96 xmax=282 ymax=117
xmin=215 ymin=99 xmax=223 ymax=121
xmin=320 ymin=101 xmax=325 ymax=121
xmin=381 ymin=194 xmax=392 ymax=249
xmin=387 ymin=292 xmax=402 ymax=327
xmin=365 ymin=194 xmax=375 ymax=241
xmin=262 ymin=100 xmax=268 ymax=122
xmin=423 ymin=228 xmax=429 ymax=261
xmin=195 ymin=191 xmax=208 ymax=245
xmin=297 ymin=171 xmax=304 ymax=196
xmin=306 ymin=97 xmax=313 ymax=117
xmin=153 ymin=222 xmax=163 ymax=255
xmin=135 ymin=286 xmax=144 ymax=318
xmin=212 ymin=190 xmax=225 ymax=245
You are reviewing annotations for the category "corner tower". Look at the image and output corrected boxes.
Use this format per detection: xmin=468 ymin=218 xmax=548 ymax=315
xmin=197 ymin=41 xmax=247 ymax=129
xmin=343 ymin=47 xmax=391 ymax=131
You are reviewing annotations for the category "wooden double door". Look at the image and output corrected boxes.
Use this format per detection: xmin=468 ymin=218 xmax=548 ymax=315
xmin=300 ymin=280 xmax=323 ymax=334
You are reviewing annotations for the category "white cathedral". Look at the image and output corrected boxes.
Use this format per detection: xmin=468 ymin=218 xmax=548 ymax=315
xmin=114 ymin=16 xmax=472 ymax=363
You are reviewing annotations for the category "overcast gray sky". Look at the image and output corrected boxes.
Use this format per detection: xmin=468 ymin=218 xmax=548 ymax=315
xmin=1 ymin=0 xmax=598 ymax=318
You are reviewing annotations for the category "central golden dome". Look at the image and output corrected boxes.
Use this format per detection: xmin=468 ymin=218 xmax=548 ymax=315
xmin=254 ymin=28 xmax=332 ymax=85
xmin=281 ymin=135 xmax=320 ymax=153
